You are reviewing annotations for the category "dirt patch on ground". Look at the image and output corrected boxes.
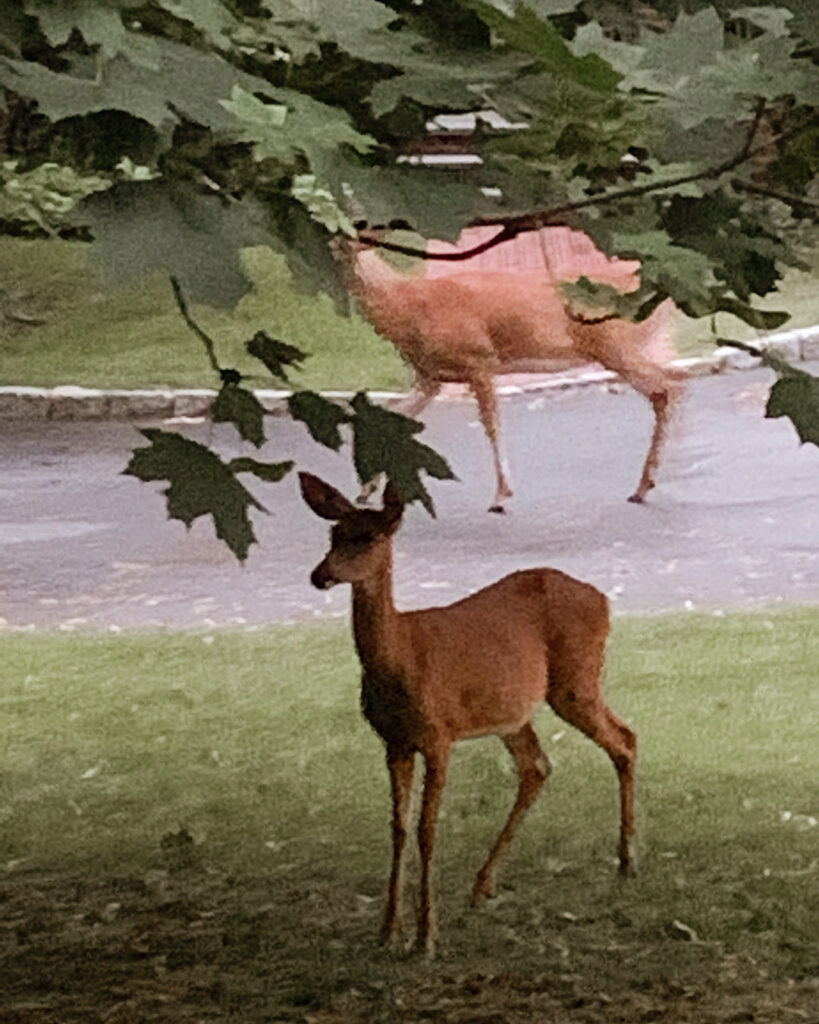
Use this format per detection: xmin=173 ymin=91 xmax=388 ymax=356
xmin=2 ymin=870 xmax=817 ymax=1024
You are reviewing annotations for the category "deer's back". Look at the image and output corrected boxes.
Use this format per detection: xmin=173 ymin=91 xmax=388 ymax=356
xmin=391 ymin=569 xmax=610 ymax=744
xmin=362 ymin=273 xmax=674 ymax=375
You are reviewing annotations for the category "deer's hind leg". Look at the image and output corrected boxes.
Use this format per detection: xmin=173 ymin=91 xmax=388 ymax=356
xmin=578 ymin=323 xmax=684 ymax=503
xmin=547 ymin=648 xmax=637 ymax=875
xmin=628 ymin=379 xmax=683 ymax=504
xmin=472 ymin=723 xmax=551 ymax=905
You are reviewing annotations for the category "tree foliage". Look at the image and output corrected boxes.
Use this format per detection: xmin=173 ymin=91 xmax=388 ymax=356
xmin=1 ymin=0 xmax=818 ymax=556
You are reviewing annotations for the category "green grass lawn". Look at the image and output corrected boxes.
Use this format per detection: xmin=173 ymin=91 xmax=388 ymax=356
xmin=0 ymin=238 xmax=410 ymax=392
xmin=1 ymin=236 xmax=817 ymax=393
xmin=1 ymin=611 xmax=817 ymax=1022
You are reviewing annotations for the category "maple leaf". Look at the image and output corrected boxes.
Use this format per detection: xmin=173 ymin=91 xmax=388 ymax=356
xmin=288 ymin=391 xmax=352 ymax=451
xmin=349 ymin=392 xmax=456 ymax=515
xmin=124 ymin=429 xmax=266 ymax=561
xmin=246 ymin=331 xmax=308 ymax=383
xmin=228 ymin=457 xmax=295 ymax=482
xmin=720 ymin=341 xmax=819 ymax=448
xmin=211 ymin=380 xmax=266 ymax=448
xmin=766 ymin=369 xmax=819 ymax=447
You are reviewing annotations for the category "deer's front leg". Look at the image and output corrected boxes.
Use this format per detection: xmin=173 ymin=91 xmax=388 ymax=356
xmin=417 ymin=749 xmax=450 ymax=957
xmin=470 ymin=377 xmax=513 ymax=513
xmin=380 ymin=748 xmax=415 ymax=948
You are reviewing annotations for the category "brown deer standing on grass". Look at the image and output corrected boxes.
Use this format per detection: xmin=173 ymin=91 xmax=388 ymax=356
xmin=343 ymin=227 xmax=686 ymax=512
xmin=299 ymin=471 xmax=637 ymax=956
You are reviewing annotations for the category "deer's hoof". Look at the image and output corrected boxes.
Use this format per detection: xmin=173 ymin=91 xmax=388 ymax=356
xmin=380 ymin=930 xmax=411 ymax=956
xmin=410 ymin=931 xmax=438 ymax=960
xmin=488 ymin=504 xmax=507 ymax=515
xmin=618 ymin=845 xmax=637 ymax=878
xmin=628 ymin=479 xmax=655 ymax=504
xmin=471 ymin=872 xmax=496 ymax=906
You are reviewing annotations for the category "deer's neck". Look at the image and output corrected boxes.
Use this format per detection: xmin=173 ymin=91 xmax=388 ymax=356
xmin=349 ymin=248 xmax=406 ymax=317
xmin=351 ymin=557 xmax=404 ymax=677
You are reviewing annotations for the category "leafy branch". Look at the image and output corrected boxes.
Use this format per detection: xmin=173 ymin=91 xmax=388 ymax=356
xmin=124 ymin=279 xmax=302 ymax=560
xmin=719 ymin=339 xmax=819 ymax=447
xmin=361 ymin=101 xmax=808 ymax=264
xmin=127 ymin=278 xmax=455 ymax=557
xmin=730 ymin=179 xmax=819 ymax=217
xmin=170 ymin=276 xmax=220 ymax=374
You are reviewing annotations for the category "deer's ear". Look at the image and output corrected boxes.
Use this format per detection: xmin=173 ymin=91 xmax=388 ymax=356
xmin=381 ymin=480 xmax=405 ymax=528
xmin=299 ymin=473 xmax=357 ymax=521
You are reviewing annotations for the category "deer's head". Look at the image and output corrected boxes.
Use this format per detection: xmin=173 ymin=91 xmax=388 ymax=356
xmin=299 ymin=473 xmax=404 ymax=589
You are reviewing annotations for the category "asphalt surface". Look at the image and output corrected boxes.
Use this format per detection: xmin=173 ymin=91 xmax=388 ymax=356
xmin=1 ymin=364 xmax=818 ymax=630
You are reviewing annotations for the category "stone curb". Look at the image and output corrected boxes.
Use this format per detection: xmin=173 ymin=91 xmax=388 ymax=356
xmin=2 ymin=325 xmax=818 ymax=421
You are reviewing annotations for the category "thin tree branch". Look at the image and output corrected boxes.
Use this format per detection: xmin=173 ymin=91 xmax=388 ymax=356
xmin=738 ymin=97 xmax=768 ymax=163
xmin=719 ymin=338 xmax=763 ymax=356
xmin=731 ymin=178 xmax=819 ymax=215
xmin=359 ymin=224 xmax=516 ymax=260
xmin=170 ymin=276 xmax=221 ymax=375
xmin=362 ymin=101 xmax=819 ymax=264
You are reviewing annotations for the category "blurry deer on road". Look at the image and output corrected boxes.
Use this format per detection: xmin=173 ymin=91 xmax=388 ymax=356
xmin=343 ymin=226 xmax=685 ymax=511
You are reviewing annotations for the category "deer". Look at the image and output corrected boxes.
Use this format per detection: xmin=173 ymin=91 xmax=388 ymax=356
xmin=341 ymin=228 xmax=686 ymax=512
xmin=299 ymin=470 xmax=637 ymax=956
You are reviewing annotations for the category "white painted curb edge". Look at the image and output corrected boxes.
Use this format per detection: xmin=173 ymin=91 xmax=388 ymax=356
xmin=1 ymin=325 xmax=818 ymax=421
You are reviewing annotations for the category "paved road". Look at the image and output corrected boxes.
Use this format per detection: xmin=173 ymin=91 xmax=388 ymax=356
xmin=1 ymin=365 xmax=818 ymax=630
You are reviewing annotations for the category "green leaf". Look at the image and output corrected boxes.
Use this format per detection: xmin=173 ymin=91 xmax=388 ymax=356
xmin=212 ymin=381 xmax=266 ymax=447
xmin=349 ymin=392 xmax=455 ymax=515
xmin=247 ymin=331 xmax=308 ymax=382
xmin=610 ymin=230 xmax=714 ymax=313
xmin=124 ymin=429 xmax=265 ymax=561
xmin=367 ymin=51 xmax=522 ymax=119
xmin=24 ymin=0 xmax=130 ymax=59
xmin=0 ymin=160 xmax=111 ymax=233
xmin=291 ymin=174 xmax=355 ymax=234
xmin=288 ymin=391 xmax=351 ymax=451
xmin=154 ymin=0 xmax=238 ymax=49
xmin=220 ymin=84 xmax=376 ymax=179
xmin=622 ymin=10 xmax=819 ymax=129
xmin=259 ymin=0 xmax=400 ymax=62
xmin=228 ymin=457 xmax=295 ymax=482
xmin=561 ymin=278 xmax=665 ymax=322
xmin=81 ymin=180 xmax=271 ymax=307
xmin=241 ymin=0 xmax=440 ymax=76
xmin=777 ymin=0 xmax=819 ymax=45
xmin=661 ymin=192 xmax=784 ymax=302
xmin=334 ymin=158 xmax=488 ymax=243
xmin=0 ymin=35 xmax=284 ymax=130
xmin=264 ymin=195 xmax=350 ymax=310
xmin=770 ymin=123 xmax=819 ymax=193
xmin=732 ymin=6 xmax=793 ymax=37
xmin=465 ymin=1 xmax=620 ymax=93
xmin=630 ymin=8 xmax=723 ymax=85
xmin=569 ymin=20 xmax=644 ymax=75
xmin=714 ymin=298 xmax=790 ymax=331
xmin=766 ymin=369 xmax=819 ymax=447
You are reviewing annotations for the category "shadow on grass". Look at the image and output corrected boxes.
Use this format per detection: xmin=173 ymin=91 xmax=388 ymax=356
xmin=1 ymin=612 xmax=817 ymax=1022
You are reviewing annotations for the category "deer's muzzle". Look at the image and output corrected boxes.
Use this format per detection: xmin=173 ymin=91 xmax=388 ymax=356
xmin=310 ymin=561 xmax=338 ymax=589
